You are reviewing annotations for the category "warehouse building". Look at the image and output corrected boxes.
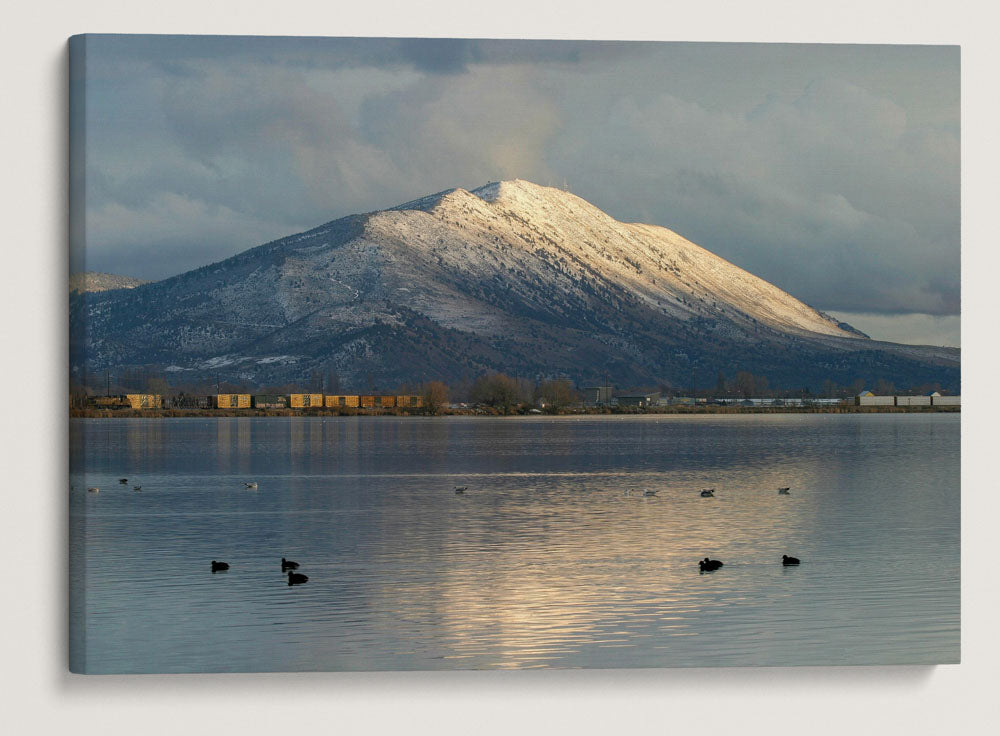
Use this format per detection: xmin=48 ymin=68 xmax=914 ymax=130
xmin=582 ymin=386 xmax=613 ymax=407
xmin=616 ymin=392 xmax=661 ymax=408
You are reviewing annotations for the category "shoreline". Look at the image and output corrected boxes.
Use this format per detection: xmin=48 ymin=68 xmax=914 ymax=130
xmin=69 ymin=405 xmax=960 ymax=418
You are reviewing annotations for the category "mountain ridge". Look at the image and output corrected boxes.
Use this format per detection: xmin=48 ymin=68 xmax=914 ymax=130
xmin=70 ymin=180 xmax=959 ymax=392
xmin=69 ymin=271 xmax=149 ymax=294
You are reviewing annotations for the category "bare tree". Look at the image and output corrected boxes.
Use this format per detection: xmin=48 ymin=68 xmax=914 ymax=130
xmin=422 ymin=381 xmax=450 ymax=415
xmin=471 ymin=373 xmax=523 ymax=414
xmin=534 ymin=379 xmax=579 ymax=412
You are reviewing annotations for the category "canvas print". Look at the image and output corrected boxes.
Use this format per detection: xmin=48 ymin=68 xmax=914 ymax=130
xmin=68 ymin=35 xmax=960 ymax=673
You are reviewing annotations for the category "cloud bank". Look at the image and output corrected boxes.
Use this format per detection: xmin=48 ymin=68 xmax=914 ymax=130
xmin=71 ymin=37 xmax=959 ymax=344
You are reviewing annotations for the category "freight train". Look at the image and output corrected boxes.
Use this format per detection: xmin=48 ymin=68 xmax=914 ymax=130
xmin=86 ymin=393 xmax=424 ymax=410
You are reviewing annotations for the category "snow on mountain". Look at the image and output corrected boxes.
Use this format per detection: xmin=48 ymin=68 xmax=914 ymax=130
xmin=70 ymin=180 xmax=959 ymax=391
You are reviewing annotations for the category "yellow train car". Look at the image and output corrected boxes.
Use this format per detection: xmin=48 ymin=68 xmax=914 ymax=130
xmin=214 ymin=394 xmax=251 ymax=409
xmin=324 ymin=395 xmax=360 ymax=408
xmin=397 ymin=395 xmax=424 ymax=408
xmin=376 ymin=395 xmax=397 ymax=408
xmin=289 ymin=393 xmax=324 ymax=408
xmin=88 ymin=395 xmax=128 ymax=408
xmin=125 ymin=394 xmax=163 ymax=409
xmin=360 ymin=395 xmax=376 ymax=408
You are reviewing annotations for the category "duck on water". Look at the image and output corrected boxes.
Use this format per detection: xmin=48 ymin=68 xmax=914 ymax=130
xmin=699 ymin=558 xmax=723 ymax=572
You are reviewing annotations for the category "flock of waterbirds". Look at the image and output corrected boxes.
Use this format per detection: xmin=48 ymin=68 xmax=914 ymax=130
xmin=210 ymin=557 xmax=309 ymax=586
xmin=81 ymin=478 xmax=310 ymax=585
xmin=82 ymin=478 xmax=801 ymax=577
xmin=453 ymin=482 xmax=803 ymax=573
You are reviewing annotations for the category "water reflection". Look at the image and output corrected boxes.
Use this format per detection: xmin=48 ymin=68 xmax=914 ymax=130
xmin=69 ymin=415 xmax=959 ymax=672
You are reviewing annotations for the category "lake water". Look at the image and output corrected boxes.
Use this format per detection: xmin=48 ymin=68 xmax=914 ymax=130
xmin=69 ymin=414 xmax=959 ymax=673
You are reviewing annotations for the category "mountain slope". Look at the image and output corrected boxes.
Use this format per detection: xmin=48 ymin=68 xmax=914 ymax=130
xmin=69 ymin=271 xmax=148 ymax=294
xmin=70 ymin=180 xmax=959 ymax=392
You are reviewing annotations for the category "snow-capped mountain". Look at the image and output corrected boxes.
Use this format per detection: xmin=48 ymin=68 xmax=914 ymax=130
xmin=70 ymin=180 xmax=959 ymax=391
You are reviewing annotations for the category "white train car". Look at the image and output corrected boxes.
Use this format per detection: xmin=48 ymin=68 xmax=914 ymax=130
xmin=857 ymin=395 xmax=895 ymax=406
xmin=931 ymin=395 xmax=961 ymax=406
xmin=895 ymin=395 xmax=931 ymax=407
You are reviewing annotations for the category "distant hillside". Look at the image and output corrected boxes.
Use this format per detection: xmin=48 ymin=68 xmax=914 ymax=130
xmin=69 ymin=180 xmax=959 ymax=392
xmin=69 ymin=272 xmax=149 ymax=294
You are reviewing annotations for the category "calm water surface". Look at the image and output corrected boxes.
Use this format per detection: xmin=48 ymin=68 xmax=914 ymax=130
xmin=69 ymin=414 xmax=959 ymax=672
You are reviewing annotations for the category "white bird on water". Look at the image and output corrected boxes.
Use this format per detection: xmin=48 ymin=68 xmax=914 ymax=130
xmin=244 ymin=482 xmax=258 ymax=489
xmin=87 ymin=487 xmax=99 ymax=494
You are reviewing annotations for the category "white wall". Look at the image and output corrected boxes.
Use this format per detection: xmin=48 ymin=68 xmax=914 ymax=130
xmin=3 ymin=2 xmax=994 ymax=735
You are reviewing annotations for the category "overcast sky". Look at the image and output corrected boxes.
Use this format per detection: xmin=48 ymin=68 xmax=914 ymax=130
xmin=70 ymin=36 xmax=960 ymax=346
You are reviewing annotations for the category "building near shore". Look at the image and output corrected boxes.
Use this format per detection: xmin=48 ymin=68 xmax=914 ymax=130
xmin=617 ymin=392 xmax=661 ymax=408
xmin=582 ymin=386 xmax=613 ymax=407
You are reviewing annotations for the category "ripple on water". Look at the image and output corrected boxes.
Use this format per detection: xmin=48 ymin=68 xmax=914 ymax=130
xmin=70 ymin=414 xmax=959 ymax=672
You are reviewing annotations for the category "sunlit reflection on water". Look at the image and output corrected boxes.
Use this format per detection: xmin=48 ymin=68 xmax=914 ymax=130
xmin=70 ymin=414 xmax=958 ymax=672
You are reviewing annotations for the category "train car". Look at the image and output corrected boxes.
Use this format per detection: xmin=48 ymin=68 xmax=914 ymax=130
xmin=87 ymin=395 xmax=129 ymax=409
xmin=125 ymin=394 xmax=163 ymax=409
xmin=252 ymin=394 xmax=287 ymax=409
xmin=360 ymin=395 xmax=376 ymax=408
xmin=215 ymin=394 xmax=251 ymax=409
xmin=396 ymin=395 xmax=423 ymax=408
xmin=932 ymin=395 xmax=960 ymax=406
xmin=376 ymin=395 xmax=397 ymax=408
xmin=856 ymin=395 xmax=894 ymax=406
xmin=324 ymin=395 xmax=360 ymax=408
xmin=289 ymin=393 xmax=324 ymax=408
xmin=895 ymin=395 xmax=931 ymax=407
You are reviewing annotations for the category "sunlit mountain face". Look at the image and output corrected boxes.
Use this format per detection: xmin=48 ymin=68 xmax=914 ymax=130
xmin=70 ymin=180 xmax=959 ymax=391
